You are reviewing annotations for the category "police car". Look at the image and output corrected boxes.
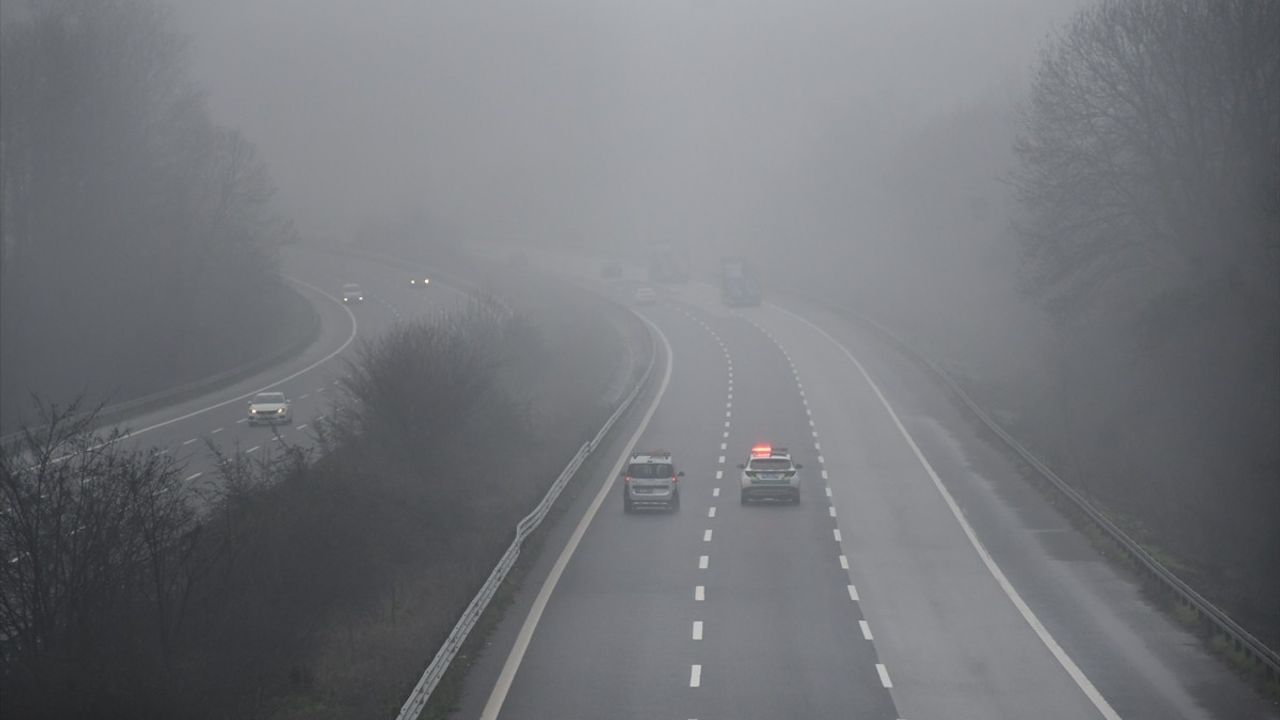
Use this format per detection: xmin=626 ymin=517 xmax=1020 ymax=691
xmin=621 ymin=450 xmax=684 ymax=512
xmin=739 ymin=444 xmax=802 ymax=504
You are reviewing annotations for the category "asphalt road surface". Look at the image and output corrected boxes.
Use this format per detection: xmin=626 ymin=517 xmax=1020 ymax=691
xmin=451 ymin=253 xmax=1276 ymax=720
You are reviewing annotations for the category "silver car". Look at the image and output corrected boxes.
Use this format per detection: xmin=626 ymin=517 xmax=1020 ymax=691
xmin=341 ymin=283 xmax=364 ymax=303
xmin=248 ymin=391 xmax=292 ymax=426
xmin=622 ymin=451 xmax=683 ymax=512
xmin=739 ymin=445 xmax=802 ymax=504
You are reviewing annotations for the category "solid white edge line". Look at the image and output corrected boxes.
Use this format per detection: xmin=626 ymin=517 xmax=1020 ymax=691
xmin=479 ymin=316 xmax=673 ymax=720
xmin=769 ymin=302 xmax=1122 ymax=720
xmin=123 ymin=277 xmax=357 ymax=441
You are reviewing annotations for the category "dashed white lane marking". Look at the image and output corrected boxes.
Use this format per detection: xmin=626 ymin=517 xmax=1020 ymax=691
xmin=809 ymin=419 xmax=815 ymax=427
xmin=723 ymin=431 xmax=729 ymax=439
xmin=690 ymin=665 xmax=702 ymax=687
xmin=829 ymin=506 xmax=837 ymax=517
xmin=185 ymin=472 xmax=203 ymax=481
xmin=833 ymin=528 xmax=843 ymax=542
xmin=725 ymin=410 xmax=731 ymax=418
xmin=720 ymin=442 xmax=727 ymax=450
xmin=848 ymin=584 xmax=860 ymax=601
xmin=316 ymin=414 xmax=326 ymax=421
xmin=235 ymin=418 xmax=248 ymax=424
xmin=814 ymin=441 xmax=821 ymax=450
xmin=296 ymin=424 xmax=307 ymax=430
xmin=825 ymin=487 xmax=832 ymax=497
xmin=724 ymin=420 xmax=730 ymax=428
xmin=211 ymin=427 xmax=223 ymax=434
xmin=316 ymin=387 xmax=326 ymax=393
xmin=182 ymin=438 xmax=197 ymax=446
xmin=860 ymin=620 xmax=874 ymax=640
xmin=821 ymin=469 xmax=829 ymax=480
xmin=708 ymin=507 xmax=717 ymax=518
xmin=246 ymin=445 xmax=260 ymax=454
xmin=727 ymin=392 xmax=733 ymax=400
xmin=715 ymin=470 xmax=723 ymax=480
xmin=695 ymin=585 xmax=705 ymax=602
xmin=298 ymin=393 xmax=309 ymax=400
xmin=718 ymin=456 xmax=725 ymax=464
xmin=692 ymin=621 xmax=704 ymax=640
xmin=726 ymin=401 xmax=732 ymax=409
xmin=768 ymin=302 xmax=1122 ymax=720
xmin=712 ymin=487 xmax=720 ymax=496
xmin=876 ymin=663 xmax=893 ymax=688
xmin=480 ymin=315 xmax=674 ymax=720
xmin=818 ymin=454 xmax=825 ymax=464
xmin=703 ymin=529 xmax=713 ymax=542
xmin=812 ymin=430 xmax=819 ymax=438
xmin=840 ymin=555 xmax=850 ymax=569
xmin=699 ymin=555 xmax=709 ymax=569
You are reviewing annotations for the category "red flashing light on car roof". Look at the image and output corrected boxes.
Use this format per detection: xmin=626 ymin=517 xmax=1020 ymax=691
xmin=750 ymin=444 xmax=772 ymax=457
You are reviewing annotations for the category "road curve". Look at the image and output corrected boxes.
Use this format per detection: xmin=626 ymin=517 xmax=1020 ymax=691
xmin=449 ymin=254 xmax=1275 ymax=720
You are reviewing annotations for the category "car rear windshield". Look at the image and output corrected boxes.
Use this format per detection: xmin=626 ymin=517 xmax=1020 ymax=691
xmin=627 ymin=462 xmax=673 ymax=478
xmin=749 ymin=458 xmax=791 ymax=471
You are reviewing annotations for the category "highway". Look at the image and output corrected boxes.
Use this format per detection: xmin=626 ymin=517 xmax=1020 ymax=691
xmin=451 ymin=255 xmax=1276 ymax=720
xmin=89 ymin=246 xmax=471 ymax=491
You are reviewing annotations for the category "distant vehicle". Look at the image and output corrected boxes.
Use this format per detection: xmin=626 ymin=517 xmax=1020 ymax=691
xmin=600 ymin=260 xmax=623 ymax=279
xmin=720 ymin=256 xmax=762 ymax=306
xmin=634 ymin=286 xmax=657 ymax=305
xmin=739 ymin=444 xmax=802 ymax=504
xmin=247 ymin=391 xmax=292 ymax=426
xmin=409 ymin=275 xmax=431 ymax=288
xmin=647 ymin=243 xmax=688 ymax=283
xmin=341 ymin=283 xmax=364 ymax=303
xmin=622 ymin=450 xmax=683 ymax=512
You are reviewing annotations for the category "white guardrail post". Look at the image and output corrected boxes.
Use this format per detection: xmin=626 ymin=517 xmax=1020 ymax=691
xmin=395 ymin=313 xmax=657 ymax=720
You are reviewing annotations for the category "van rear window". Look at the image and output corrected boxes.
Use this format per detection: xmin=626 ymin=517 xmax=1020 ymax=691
xmin=627 ymin=463 xmax=673 ymax=478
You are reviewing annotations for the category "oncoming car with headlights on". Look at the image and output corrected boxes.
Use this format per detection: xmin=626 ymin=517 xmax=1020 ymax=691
xmin=739 ymin=444 xmax=802 ymax=504
xmin=247 ymin=391 xmax=292 ymax=426
xmin=621 ymin=450 xmax=684 ymax=512
xmin=341 ymin=283 xmax=364 ymax=303
xmin=409 ymin=275 xmax=431 ymax=288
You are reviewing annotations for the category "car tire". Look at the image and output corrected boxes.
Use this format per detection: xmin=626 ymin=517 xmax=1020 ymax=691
xmin=740 ymin=490 xmax=749 ymax=505
xmin=791 ymin=490 xmax=801 ymax=505
xmin=670 ymin=490 xmax=680 ymax=512
xmin=624 ymin=497 xmax=633 ymax=514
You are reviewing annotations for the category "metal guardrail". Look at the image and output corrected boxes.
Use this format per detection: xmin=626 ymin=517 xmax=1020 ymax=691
xmin=0 ymin=282 xmax=320 ymax=449
xmin=792 ymin=292 xmax=1280 ymax=684
xmin=395 ymin=307 xmax=657 ymax=720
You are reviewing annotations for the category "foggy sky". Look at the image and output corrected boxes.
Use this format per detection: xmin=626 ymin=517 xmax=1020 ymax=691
xmin=171 ymin=0 xmax=1080 ymax=249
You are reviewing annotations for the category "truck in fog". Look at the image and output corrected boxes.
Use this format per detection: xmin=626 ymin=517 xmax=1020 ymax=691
xmin=720 ymin=256 xmax=762 ymax=306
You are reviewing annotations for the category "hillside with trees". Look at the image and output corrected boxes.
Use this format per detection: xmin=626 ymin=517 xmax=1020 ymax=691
xmin=0 ymin=0 xmax=310 ymax=432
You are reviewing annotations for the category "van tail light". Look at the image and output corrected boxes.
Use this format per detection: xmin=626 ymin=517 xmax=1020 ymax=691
xmin=672 ymin=475 xmax=678 ymax=484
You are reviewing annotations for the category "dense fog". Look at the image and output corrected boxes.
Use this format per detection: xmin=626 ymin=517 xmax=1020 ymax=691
xmin=2 ymin=0 xmax=1276 ymax=716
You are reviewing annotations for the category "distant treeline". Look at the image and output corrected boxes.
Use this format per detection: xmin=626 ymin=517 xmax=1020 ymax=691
xmin=785 ymin=0 xmax=1278 ymax=641
xmin=0 ymin=0 xmax=306 ymax=432
xmin=0 ymin=287 xmax=632 ymax=719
